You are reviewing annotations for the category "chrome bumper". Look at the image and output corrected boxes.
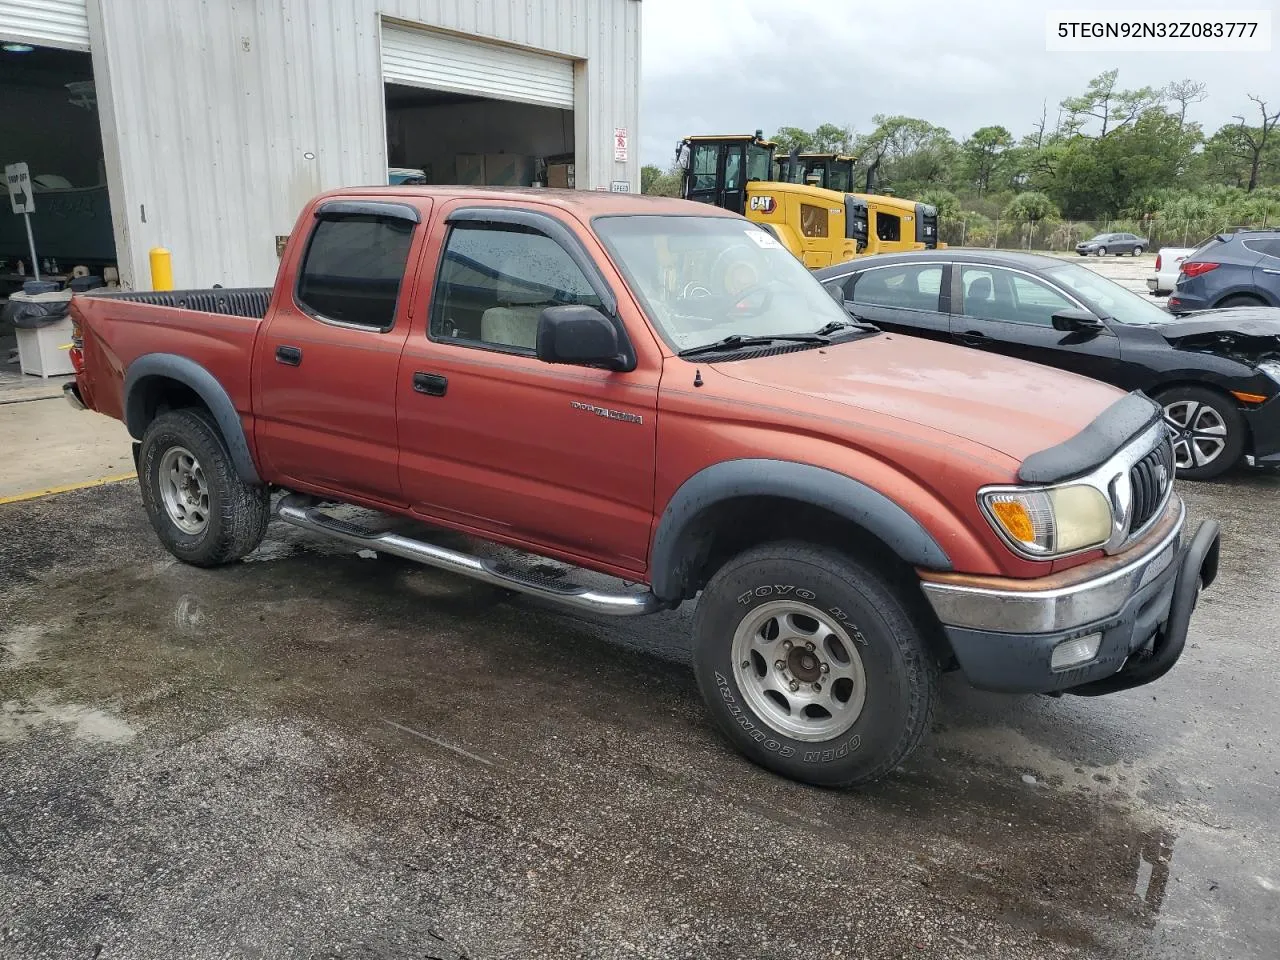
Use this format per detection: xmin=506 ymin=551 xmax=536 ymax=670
xmin=921 ymin=499 xmax=1185 ymax=634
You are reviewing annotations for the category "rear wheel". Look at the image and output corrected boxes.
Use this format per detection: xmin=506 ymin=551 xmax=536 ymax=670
xmin=1216 ymin=294 xmax=1266 ymax=309
xmin=139 ymin=408 xmax=270 ymax=565
xmin=1096 ymin=246 xmax=1108 ymax=257
xmin=692 ymin=541 xmax=938 ymax=787
xmin=1156 ymin=386 xmax=1245 ymax=481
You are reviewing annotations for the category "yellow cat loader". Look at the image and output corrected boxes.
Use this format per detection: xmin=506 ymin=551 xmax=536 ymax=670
xmin=775 ymin=153 xmax=940 ymax=256
xmin=676 ymin=134 xmax=866 ymax=267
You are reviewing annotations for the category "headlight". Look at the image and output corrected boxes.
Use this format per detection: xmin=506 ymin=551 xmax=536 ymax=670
xmin=980 ymin=484 xmax=1113 ymax=558
xmin=1257 ymin=360 xmax=1280 ymax=385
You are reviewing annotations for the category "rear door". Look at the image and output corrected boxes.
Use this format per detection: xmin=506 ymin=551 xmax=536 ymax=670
xmin=950 ymin=264 xmax=1122 ymax=380
xmin=1245 ymin=237 xmax=1280 ymax=305
xmin=253 ymin=198 xmax=427 ymax=505
xmin=836 ymin=261 xmax=950 ymax=340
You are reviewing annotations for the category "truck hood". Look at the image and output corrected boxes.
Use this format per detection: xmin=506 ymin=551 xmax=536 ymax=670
xmin=714 ymin=334 xmax=1124 ymax=464
xmin=1154 ymin=308 xmax=1280 ymax=365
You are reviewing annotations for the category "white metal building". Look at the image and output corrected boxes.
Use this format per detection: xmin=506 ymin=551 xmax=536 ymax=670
xmin=0 ymin=0 xmax=641 ymax=289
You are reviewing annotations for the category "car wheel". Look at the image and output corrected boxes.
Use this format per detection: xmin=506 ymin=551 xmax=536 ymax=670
xmin=1157 ymin=386 xmax=1246 ymax=481
xmin=1096 ymin=246 xmax=1107 ymax=256
xmin=1215 ymin=294 xmax=1266 ymax=309
xmin=1133 ymin=245 xmax=1144 ymax=256
xmin=692 ymin=541 xmax=939 ymax=787
xmin=139 ymin=408 xmax=270 ymax=566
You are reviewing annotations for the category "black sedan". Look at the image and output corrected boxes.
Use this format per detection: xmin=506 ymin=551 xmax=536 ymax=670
xmin=815 ymin=250 xmax=1280 ymax=480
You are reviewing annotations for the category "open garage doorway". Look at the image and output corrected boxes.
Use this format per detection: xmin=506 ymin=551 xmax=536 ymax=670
xmin=381 ymin=22 xmax=577 ymax=191
xmin=0 ymin=42 xmax=117 ymax=391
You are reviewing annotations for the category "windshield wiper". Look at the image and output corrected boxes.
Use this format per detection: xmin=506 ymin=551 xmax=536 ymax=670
xmin=814 ymin=317 xmax=879 ymax=336
xmin=677 ymin=333 xmax=829 ymax=357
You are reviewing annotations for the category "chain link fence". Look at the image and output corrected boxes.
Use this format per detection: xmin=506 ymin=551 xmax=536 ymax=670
xmin=939 ymin=217 xmax=1275 ymax=253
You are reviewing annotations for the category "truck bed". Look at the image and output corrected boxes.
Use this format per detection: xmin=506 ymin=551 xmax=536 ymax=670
xmin=71 ymin=287 xmax=271 ymax=426
xmin=100 ymin=287 xmax=272 ymax=319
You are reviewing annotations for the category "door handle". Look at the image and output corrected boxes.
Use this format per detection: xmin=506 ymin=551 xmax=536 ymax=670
xmin=957 ymin=330 xmax=988 ymax=346
xmin=413 ymin=372 xmax=448 ymax=397
xmin=275 ymin=345 xmax=302 ymax=366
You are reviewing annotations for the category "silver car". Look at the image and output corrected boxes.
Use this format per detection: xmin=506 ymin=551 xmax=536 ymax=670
xmin=1076 ymin=232 xmax=1148 ymax=256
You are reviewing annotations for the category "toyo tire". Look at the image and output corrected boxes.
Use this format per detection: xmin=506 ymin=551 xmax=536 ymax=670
xmin=693 ymin=541 xmax=939 ymax=787
xmin=138 ymin=408 xmax=270 ymax=566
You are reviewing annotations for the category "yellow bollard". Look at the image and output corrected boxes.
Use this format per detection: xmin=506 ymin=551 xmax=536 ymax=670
xmin=149 ymin=246 xmax=173 ymax=291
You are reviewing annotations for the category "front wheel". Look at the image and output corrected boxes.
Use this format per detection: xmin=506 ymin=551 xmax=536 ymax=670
xmin=693 ymin=542 xmax=939 ymax=787
xmin=1157 ymin=386 xmax=1246 ymax=481
xmin=1096 ymin=246 xmax=1108 ymax=257
xmin=1133 ymin=246 xmax=1144 ymax=256
xmin=139 ymin=408 xmax=270 ymax=566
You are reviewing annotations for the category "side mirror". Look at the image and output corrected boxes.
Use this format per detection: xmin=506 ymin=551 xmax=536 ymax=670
xmin=536 ymin=305 xmax=632 ymax=371
xmin=1051 ymin=308 xmax=1104 ymax=332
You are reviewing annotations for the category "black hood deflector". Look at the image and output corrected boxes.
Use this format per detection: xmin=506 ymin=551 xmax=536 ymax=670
xmin=1018 ymin=391 xmax=1162 ymax=485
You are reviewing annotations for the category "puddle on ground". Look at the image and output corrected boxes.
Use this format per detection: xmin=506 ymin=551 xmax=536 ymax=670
xmin=1 ymin=691 xmax=137 ymax=744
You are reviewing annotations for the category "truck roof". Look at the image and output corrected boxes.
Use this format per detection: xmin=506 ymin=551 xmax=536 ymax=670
xmin=315 ymin=185 xmax=740 ymax=218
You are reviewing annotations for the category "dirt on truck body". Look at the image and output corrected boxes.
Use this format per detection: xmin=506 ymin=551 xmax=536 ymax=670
xmin=65 ymin=186 xmax=1221 ymax=786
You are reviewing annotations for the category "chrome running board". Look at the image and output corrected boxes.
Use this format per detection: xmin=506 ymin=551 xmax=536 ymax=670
xmin=274 ymin=494 xmax=664 ymax=617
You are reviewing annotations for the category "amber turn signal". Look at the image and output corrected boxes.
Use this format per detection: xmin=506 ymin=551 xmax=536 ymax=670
xmin=990 ymin=499 xmax=1035 ymax=543
xmin=1230 ymin=390 xmax=1267 ymax=405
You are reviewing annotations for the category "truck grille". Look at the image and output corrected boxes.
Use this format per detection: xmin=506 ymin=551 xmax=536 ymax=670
xmin=1129 ymin=438 xmax=1174 ymax=532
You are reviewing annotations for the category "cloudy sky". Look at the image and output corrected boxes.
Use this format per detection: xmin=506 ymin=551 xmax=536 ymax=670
xmin=638 ymin=0 xmax=1278 ymax=166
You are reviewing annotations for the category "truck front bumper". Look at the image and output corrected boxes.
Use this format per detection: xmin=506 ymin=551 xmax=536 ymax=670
xmin=919 ymin=500 xmax=1220 ymax=695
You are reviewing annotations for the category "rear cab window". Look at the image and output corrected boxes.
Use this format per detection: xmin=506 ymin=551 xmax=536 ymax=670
xmin=296 ymin=212 xmax=416 ymax=330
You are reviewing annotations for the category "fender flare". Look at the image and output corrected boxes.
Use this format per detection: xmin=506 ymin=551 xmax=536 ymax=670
xmin=649 ymin=459 xmax=952 ymax=602
xmin=123 ymin=352 xmax=262 ymax=485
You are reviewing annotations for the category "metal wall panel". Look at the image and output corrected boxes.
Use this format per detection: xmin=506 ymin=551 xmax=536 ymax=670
xmin=89 ymin=0 xmax=640 ymax=289
xmin=0 ymin=0 xmax=89 ymax=51
xmin=382 ymin=23 xmax=574 ymax=109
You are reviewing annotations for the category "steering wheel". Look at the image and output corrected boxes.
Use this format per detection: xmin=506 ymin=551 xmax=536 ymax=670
xmin=681 ymin=282 xmax=712 ymax=299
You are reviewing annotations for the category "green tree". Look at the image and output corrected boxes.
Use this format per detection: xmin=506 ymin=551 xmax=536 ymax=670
xmin=771 ymin=126 xmax=815 ymax=154
xmin=960 ymin=125 xmax=1013 ymax=194
xmin=1230 ymin=95 xmax=1280 ymax=191
xmin=1060 ymin=70 xmax=1164 ymax=138
xmin=1003 ymin=191 xmax=1057 ymax=222
xmin=642 ymin=163 xmax=683 ymax=197
xmin=919 ymin=188 xmax=960 ymax=219
xmin=854 ymin=115 xmax=956 ymax=194
xmin=810 ymin=123 xmax=854 ymax=153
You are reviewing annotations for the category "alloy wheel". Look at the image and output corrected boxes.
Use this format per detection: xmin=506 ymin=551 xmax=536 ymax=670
xmin=1163 ymin=400 xmax=1228 ymax=470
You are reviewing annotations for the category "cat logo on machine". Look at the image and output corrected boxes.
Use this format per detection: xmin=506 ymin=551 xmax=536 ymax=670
xmin=749 ymin=196 xmax=776 ymax=214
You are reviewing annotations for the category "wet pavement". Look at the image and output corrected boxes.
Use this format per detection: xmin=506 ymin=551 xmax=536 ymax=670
xmin=1 ymin=470 xmax=1278 ymax=959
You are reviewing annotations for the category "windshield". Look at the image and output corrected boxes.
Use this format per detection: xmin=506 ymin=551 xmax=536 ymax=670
xmin=747 ymin=144 xmax=773 ymax=182
xmin=593 ymin=215 xmax=855 ymax=352
xmin=829 ymin=164 xmax=853 ymax=192
xmin=1043 ymin=262 xmax=1172 ymax=326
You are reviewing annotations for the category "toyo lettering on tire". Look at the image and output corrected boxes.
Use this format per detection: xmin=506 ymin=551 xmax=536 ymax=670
xmin=693 ymin=541 xmax=939 ymax=787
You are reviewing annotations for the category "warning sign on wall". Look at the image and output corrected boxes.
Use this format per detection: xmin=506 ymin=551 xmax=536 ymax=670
xmin=613 ymin=128 xmax=629 ymax=162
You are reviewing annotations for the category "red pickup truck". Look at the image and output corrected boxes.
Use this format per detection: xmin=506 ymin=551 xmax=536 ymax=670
xmin=66 ymin=187 xmax=1221 ymax=786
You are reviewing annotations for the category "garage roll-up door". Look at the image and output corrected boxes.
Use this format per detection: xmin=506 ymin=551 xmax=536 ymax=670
xmin=381 ymin=23 xmax=574 ymax=110
xmin=0 ymin=0 xmax=89 ymax=52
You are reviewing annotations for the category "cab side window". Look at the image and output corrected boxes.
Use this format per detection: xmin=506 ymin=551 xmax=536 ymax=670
xmin=849 ymin=264 xmax=942 ymax=310
xmin=430 ymin=224 xmax=602 ymax=352
xmin=296 ymin=215 xmax=415 ymax=330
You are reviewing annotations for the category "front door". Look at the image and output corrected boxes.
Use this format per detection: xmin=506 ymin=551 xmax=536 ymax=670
xmin=949 ymin=264 xmax=1122 ymax=380
xmin=253 ymin=200 xmax=426 ymax=505
xmin=685 ymin=142 xmax=746 ymax=214
xmin=396 ymin=206 xmax=659 ymax=572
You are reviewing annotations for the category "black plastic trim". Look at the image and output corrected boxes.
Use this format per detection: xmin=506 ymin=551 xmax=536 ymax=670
xmin=649 ymin=459 xmax=952 ymax=601
xmin=123 ymin=353 xmax=262 ymax=485
xmin=1018 ymin=390 xmax=1162 ymax=484
xmin=315 ymin=200 xmax=420 ymax=223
